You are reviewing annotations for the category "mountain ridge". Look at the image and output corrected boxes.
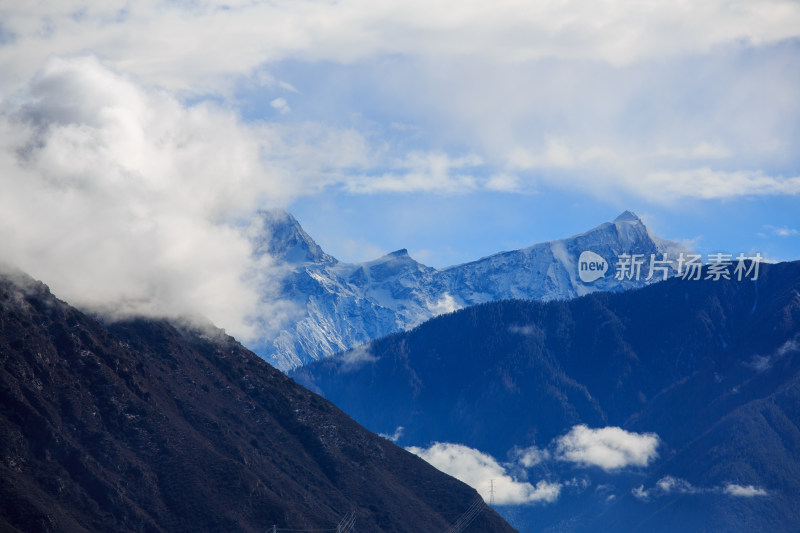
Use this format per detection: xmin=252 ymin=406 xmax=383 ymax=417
xmin=291 ymin=260 xmax=800 ymax=532
xmin=251 ymin=210 xmax=691 ymax=370
xmin=0 ymin=268 xmax=517 ymax=533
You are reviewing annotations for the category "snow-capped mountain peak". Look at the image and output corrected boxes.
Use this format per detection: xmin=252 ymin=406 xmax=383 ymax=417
xmin=249 ymin=210 xmax=691 ymax=370
xmin=251 ymin=208 xmax=335 ymax=265
xmin=614 ymin=209 xmax=642 ymax=223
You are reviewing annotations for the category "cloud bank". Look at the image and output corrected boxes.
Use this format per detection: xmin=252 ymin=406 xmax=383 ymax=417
xmin=1 ymin=2 xmax=797 ymax=207
xmin=0 ymin=56 xmax=302 ymax=340
xmin=2 ymin=1 xmax=798 ymax=95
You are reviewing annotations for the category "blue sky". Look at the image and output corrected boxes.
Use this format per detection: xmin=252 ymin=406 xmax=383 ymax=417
xmin=0 ymin=1 xmax=798 ymax=337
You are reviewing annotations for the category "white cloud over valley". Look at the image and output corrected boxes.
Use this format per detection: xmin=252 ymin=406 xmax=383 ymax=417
xmin=407 ymin=442 xmax=561 ymax=505
xmin=555 ymin=425 xmax=660 ymax=471
xmin=633 ymin=476 xmax=769 ymax=500
xmin=408 ymin=425 xmax=663 ymax=506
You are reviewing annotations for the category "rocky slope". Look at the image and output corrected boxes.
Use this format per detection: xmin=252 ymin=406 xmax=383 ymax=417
xmin=0 ymin=269 xmax=516 ymax=533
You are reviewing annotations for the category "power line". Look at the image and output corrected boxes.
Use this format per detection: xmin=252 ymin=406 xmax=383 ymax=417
xmin=444 ymin=496 xmax=486 ymax=533
xmin=336 ymin=510 xmax=356 ymax=533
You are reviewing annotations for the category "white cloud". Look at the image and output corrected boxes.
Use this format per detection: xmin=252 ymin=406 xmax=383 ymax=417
xmin=634 ymin=477 xmax=769 ymax=500
xmin=337 ymin=238 xmax=387 ymax=263
xmin=508 ymin=324 xmax=543 ymax=338
xmin=407 ymin=442 xmax=561 ymax=505
xmin=2 ymin=1 xmax=798 ymax=95
xmin=656 ymin=476 xmax=699 ymax=494
xmin=724 ymin=484 xmax=768 ymax=497
xmin=555 ymin=425 xmax=660 ymax=471
xmin=514 ymin=146 xmax=800 ymax=202
xmin=344 ymin=152 xmax=484 ymax=195
xmin=764 ymin=224 xmax=799 ymax=237
xmin=379 ymin=426 xmax=404 ymax=443
xmin=270 ymin=97 xmax=291 ymax=114
xmin=338 ymin=344 xmax=377 ymax=370
xmin=0 ymin=56 xmax=368 ymax=342
xmin=507 ymin=139 xmax=576 ymax=169
xmin=638 ymin=168 xmax=800 ymax=201
xmin=746 ymin=336 xmax=800 ymax=372
xmin=484 ymin=173 xmax=524 ymax=193
xmin=632 ymin=476 xmax=699 ymax=501
xmin=512 ymin=445 xmax=550 ymax=468
xmin=1 ymin=2 xmax=797 ymax=208
xmin=426 ymin=292 xmax=462 ymax=316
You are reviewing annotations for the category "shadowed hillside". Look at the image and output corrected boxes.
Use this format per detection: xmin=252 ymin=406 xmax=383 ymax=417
xmin=0 ymin=270 xmax=517 ymax=533
xmin=294 ymin=261 xmax=800 ymax=532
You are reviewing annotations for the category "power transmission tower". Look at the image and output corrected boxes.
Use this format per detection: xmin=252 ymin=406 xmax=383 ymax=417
xmin=489 ymin=479 xmax=495 ymax=506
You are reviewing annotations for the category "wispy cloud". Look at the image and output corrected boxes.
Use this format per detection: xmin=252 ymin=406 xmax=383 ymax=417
xmin=633 ymin=476 xmax=769 ymax=500
xmin=426 ymin=292 xmax=461 ymax=316
xmin=745 ymin=336 xmax=800 ymax=372
xmin=338 ymin=344 xmax=378 ymax=371
xmin=763 ymin=224 xmax=799 ymax=237
xmin=344 ymin=153 xmax=484 ymax=195
xmin=270 ymin=97 xmax=291 ymax=115
xmin=508 ymin=324 xmax=544 ymax=338
xmin=511 ymin=445 xmax=550 ymax=468
xmin=379 ymin=426 xmax=404 ymax=443
xmin=407 ymin=442 xmax=561 ymax=505
xmin=638 ymin=169 xmax=800 ymax=201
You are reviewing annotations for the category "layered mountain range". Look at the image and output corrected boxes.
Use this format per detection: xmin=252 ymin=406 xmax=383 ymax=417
xmin=292 ymin=260 xmax=800 ymax=532
xmin=0 ymin=269 xmax=516 ymax=533
xmin=251 ymin=210 xmax=690 ymax=370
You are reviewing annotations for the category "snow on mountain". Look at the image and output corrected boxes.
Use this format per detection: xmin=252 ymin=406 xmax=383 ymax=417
xmin=250 ymin=209 xmax=691 ymax=370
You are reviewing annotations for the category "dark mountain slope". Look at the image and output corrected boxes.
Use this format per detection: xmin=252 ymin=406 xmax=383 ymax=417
xmin=293 ymin=261 xmax=800 ymax=532
xmin=295 ymin=262 xmax=799 ymax=452
xmin=0 ymin=270 xmax=516 ymax=533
